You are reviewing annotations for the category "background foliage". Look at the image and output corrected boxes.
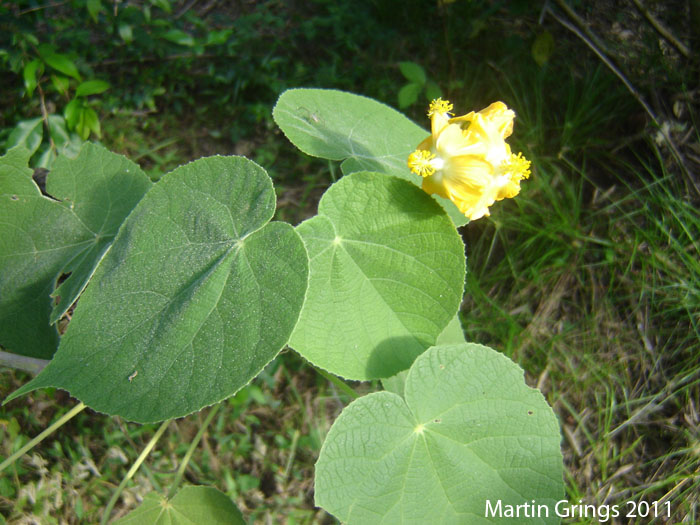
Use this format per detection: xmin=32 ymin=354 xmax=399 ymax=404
xmin=1 ymin=0 xmax=698 ymax=523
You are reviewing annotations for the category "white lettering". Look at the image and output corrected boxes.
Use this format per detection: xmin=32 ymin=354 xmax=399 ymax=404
xmin=485 ymin=500 xmax=502 ymax=517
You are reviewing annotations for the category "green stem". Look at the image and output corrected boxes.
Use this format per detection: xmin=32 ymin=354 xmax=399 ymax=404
xmin=0 ymin=402 xmax=86 ymax=473
xmin=101 ymin=419 xmax=171 ymax=525
xmin=167 ymin=403 xmax=222 ymax=500
xmin=314 ymin=367 xmax=359 ymax=400
xmin=0 ymin=350 xmax=50 ymax=375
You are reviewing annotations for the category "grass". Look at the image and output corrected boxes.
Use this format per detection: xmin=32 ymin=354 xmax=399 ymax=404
xmin=460 ymin=133 xmax=699 ymax=522
xmin=1 ymin=2 xmax=699 ymax=523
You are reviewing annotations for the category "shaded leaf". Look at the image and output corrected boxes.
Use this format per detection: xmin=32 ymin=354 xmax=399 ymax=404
xmin=6 ymin=118 xmax=43 ymax=156
xmin=532 ymin=31 xmax=555 ymax=67
xmin=398 ymin=61 xmax=426 ymax=85
xmin=41 ymin=52 xmax=81 ymax=81
xmin=150 ymin=0 xmax=172 ymax=13
xmin=424 ymin=79 xmax=442 ymax=102
xmin=50 ymin=75 xmax=70 ymax=96
xmin=162 ymin=29 xmax=195 ymax=47
xmin=0 ymin=143 xmax=151 ymax=358
xmin=398 ymin=83 xmax=421 ymax=109
xmin=64 ymin=99 xmax=82 ymax=129
xmin=380 ymin=313 xmax=464 ymax=398
xmin=23 ymin=59 xmax=43 ymax=98
xmin=75 ymin=80 xmax=110 ymax=97
xmin=86 ymin=0 xmax=103 ymax=22
xmin=6 ymin=156 xmax=308 ymax=422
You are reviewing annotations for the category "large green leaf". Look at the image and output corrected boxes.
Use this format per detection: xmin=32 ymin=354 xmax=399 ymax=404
xmin=6 ymin=156 xmax=308 ymax=423
xmin=113 ymin=486 xmax=245 ymax=525
xmin=315 ymin=343 xmax=564 ymax=524
xmin=289 ymin=172 xmax=465 ymax=380
xmin=272 ymin=89 xmax=468 ymax=226
xmin=0 ymin=143 xmax=151 ymax=358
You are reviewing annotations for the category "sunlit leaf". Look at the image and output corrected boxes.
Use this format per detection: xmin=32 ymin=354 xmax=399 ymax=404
xmin=113 ymin=486 xmax=245 ymax=525
xmin=316 ymin=343 xmax=564 ymax=524
xmin=290 ymin=172 xmax=465 ymax=380
xmin=273 ymin=89 xmax=467 ymax=226
xmin=162 ymin=29 xmax=195 ymax=47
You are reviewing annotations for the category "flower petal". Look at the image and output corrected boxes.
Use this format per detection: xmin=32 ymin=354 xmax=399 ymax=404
xmin=477 ymin=101 xmax=515 ymax=138
xmin=421 ymin=173 xmax=449 ymax=199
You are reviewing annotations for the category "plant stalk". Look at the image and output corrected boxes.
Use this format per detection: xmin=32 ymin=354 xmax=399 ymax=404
xmin=0 ymin=402 xmax=86 ymax=473
xmin=167 ymin=402 xmax=222 ymax=500
xmin=0 ymin=350 xmax=50 ymax=375
xmin=314 ymin=366 xmax=359 ymax=400
xmin=101 ymin=419 xmax=171 ymax=525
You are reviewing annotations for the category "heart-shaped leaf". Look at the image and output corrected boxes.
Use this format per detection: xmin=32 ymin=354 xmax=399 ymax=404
xmin=289 ymin=172 xmax=465 ymax=380
xmin=6 ymin=156 xmax=308 ymax=423
xmin=315 ymin=343 xmax=564 ymax=524
xmin=113 ymin=486 xmax=245 ymax=525
xmin=0 ymin=143 xmax=151 ymax=358
xmin=273 ymin=88 xmax=467 ymax=226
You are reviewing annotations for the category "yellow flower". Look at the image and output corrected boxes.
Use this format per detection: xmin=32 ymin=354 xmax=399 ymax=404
xmin=407 ymin=98 xmax=531 ymax=221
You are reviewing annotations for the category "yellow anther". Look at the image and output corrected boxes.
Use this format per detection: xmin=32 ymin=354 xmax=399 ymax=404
xmin=428 ymin=98 xmax=453 ymax=117
xmin=408 ymin=149 xmax=436 ymax=177
xmin=507 ymin=152 xmax=531 ymax=181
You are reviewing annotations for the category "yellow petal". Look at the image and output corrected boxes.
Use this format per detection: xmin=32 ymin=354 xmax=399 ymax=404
xmin=421 ymin=174 xmax=449 ymax=199
xmin=409 ymin=99 xmax=527 ymax=221
xmin=446 ymin=155 xmax=493 ymax=192
xmin=435 ymin=123 xmax=474 ymax=156
xmin=430 ymin=110 xmax=451 ymax=137
xmin=495 ymin=179 xmax=522 ymax=200
xmin=476 ymin=101 xmax=515 ymax=138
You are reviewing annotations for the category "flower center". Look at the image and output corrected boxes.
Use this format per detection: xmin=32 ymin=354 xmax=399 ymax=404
xmin=408 ymin=149 xmax=437 ymax=177
xmin=428 ymin=98 xmax=453 ymax=117
xmin=505 ymin=152 xmax=531 ymax=181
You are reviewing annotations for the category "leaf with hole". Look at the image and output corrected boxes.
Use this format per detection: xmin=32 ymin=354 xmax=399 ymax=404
xmin=289 ymin=172 xmax=465 ymax=380
xmin=0 ymin=143 xmax=151 ymax=358
xmin=6 ymin=156 xmax=308 ymax=423
xmin=315 ymin=343 xmax=564 ymax=524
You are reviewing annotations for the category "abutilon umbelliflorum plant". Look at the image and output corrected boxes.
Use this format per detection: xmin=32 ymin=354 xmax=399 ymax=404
xmin=0 ymin=88 xmax=563 ymax=524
